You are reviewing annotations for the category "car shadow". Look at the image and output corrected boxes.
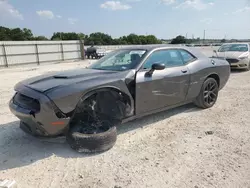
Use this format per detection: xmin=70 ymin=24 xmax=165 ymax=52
xmin=0 ymin=103 xmax=199 ymax=171
xmin=117 ymin=103 xmax=199 ymax=135
xmin=0 ymin=121 xmax=98 ymax=171
xmin=230 ymin=69 xmax=248 ymax=74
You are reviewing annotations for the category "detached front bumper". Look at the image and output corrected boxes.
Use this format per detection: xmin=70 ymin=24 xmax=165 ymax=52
xmin=9 ymin=83 xmax=70 ymax=137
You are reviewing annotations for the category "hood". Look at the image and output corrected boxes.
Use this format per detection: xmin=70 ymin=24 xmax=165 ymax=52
xmin=216 ymin=51 xmax=249 ymax=59
xmin=19 ymin=68 xmax=121 ymax=93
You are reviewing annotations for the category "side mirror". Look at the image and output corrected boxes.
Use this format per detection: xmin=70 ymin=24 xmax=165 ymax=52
xmin=213 ymin=49 xmax=219 ymax=57
xmin=145 ymin=63 xmax=165 ymax=77
xmin=152 ymin=63 xmax=165 ymax=70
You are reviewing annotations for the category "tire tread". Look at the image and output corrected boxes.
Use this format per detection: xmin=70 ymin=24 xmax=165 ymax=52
xmin=66 ymin=125 xmax=117 ymax=153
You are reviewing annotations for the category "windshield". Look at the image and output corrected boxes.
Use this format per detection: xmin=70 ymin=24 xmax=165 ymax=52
xmin=88 ymin=49 xmax=147 ymax=71
xmin=218 ymin=44 xmax=249 ymax=52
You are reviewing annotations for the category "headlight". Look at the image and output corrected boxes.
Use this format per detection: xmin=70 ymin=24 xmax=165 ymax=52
xmin=239 ymin=56 xmax=248 ymax=60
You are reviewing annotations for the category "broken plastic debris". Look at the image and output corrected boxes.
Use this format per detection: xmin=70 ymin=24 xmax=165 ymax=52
xmin=205 ymin=131 xmax=214 ymax=135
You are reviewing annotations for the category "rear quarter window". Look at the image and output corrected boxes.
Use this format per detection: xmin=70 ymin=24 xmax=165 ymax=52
xmin=179 ymin=49 xmax=196 ymax=64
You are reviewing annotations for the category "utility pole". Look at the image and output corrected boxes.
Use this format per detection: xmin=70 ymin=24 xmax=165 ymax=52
xmin=203 ymin=30 xmax=206 ymax=44
xmin=224 ymin=34 xmax=227 ymax=40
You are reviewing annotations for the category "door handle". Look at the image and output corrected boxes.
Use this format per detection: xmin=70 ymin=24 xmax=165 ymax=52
xmin=181 ymin=70 xmax=187 ymax=73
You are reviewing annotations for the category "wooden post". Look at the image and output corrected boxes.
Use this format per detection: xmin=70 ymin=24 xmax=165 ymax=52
xmin=2 ymin=44 xmax=8 ymax=67
xmin=79 ymin=40 xmax=85 ymax=60
xmin=35 ymin=44 xmax=40 ymax=65
xmin=60 ymin=43 xmax=64 ymax=61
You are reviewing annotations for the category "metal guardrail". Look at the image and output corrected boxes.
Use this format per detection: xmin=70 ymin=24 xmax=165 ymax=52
xmin=0 ymin=41 xmax=85 ymax=67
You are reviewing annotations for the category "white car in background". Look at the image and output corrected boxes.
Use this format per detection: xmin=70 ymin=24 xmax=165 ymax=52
xmin=214 ymin=43 xmax=250 ymax=71
xmin=96 ymin=48 xmax=107 ymax=57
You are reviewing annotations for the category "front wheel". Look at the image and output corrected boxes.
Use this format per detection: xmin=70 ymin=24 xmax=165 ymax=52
xmin=66 ymin=120 xmax=117 ymax=153
xmin=194 ymin=77 xmax=219 ymax=109
xmin=245 ymin=61 xmax=250 ymax=71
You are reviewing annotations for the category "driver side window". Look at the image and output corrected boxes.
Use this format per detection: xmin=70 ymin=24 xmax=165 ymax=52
xmin=143 ymin=50 xmax=167 ymax=69
xmin=143 ymin=49 xmax=184 ymax=69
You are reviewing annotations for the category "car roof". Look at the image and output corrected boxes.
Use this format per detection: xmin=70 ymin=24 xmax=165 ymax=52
xmin=221 ymin=42 xmax=249 ymax=45
xmin=119 ymin=44 xmax=183 ymax=51
xmin=118 ymin=44 xmax=207 ymax=58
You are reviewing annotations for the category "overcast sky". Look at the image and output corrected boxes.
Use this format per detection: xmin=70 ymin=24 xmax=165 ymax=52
xmin=0 ymin=0 xmax=250 ymax=39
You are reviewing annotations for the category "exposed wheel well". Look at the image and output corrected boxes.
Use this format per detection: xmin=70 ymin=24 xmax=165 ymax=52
xmin=68 ymin=88 xmax=133 ymax=129
xmin=207 ymin=74 xmax=220 ymax=87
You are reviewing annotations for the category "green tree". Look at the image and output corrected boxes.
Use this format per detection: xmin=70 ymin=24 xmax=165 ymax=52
xmin=51 ymin=32 xmax=80 ymax=40
xmin=0 ymin=26 xmax=34 ymax=41
xmin=78 ymin=33 xmax=86 ymax=40
xmin=221 ymin=39 xmax=226 ymax=43
xmin=139 ymin=35 xmax=147 ymax=44
xmin=112 ymin=38 xmax=121 ymax=45
xmin=171 ymin=35 xmax=187 ymax=44
xmin=23 ymin=28 xmax=33 ymax=40
xmin=145 ymin=35 xmax=161 ymax=44
xmin=33 ymin=36 xmax=48 ymax=40
xmin=0 ymin=26 xmax=11 ymax=40
xmin=10 ymin=28 xmax=26 ymax=41
xmin=85 ymin=32 xmax=113 ymax=45
xmin=125 ymin=33 xmax=140 ymax=44
xmin=0 ymin=26 xmax=162 ymax=44
xmin=116 ymin=34 xmax=161 ymax=45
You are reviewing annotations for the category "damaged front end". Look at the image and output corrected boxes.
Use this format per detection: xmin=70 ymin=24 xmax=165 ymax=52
xmin=68 ymin=89 xmax=133 ymax=134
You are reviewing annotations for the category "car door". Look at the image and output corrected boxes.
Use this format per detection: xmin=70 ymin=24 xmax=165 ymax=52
xmin=135 ymin=49 xmax=191 ymax=115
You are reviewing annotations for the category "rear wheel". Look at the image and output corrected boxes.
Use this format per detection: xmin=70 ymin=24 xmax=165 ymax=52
xmin=194 ymin=77 xmax=219 ymax=109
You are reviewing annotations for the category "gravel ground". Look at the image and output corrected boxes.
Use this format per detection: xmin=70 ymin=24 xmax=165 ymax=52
xmin=0 ymin=60 xmax=250 ymax=188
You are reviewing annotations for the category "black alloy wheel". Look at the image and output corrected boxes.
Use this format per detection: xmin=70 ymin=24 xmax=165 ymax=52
xmin=203 ymin=81 xmax=218 ymax=106
xmin=194 ymin=77 xmax=219 ymax=109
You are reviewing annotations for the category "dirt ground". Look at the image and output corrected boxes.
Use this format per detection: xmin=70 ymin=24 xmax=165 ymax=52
xmin=0 ymin=60 xmax=250 ymax=188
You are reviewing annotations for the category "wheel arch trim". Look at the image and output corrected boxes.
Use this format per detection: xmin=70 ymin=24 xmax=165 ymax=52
xmin=206 ymin=73 xmax=220 ymax=87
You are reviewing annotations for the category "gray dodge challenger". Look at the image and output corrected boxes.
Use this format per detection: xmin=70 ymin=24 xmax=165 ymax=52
xmin=9 ymin=45 xmax=230 ymax=153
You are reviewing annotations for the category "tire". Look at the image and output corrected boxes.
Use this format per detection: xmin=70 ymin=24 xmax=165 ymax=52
xmin=66 ymin=123 xmax=117 ymax=153
xmin=246 ymin=61 xmax=250 ymax=71
xmin=194 ymin=77 xmax=219 ymax=109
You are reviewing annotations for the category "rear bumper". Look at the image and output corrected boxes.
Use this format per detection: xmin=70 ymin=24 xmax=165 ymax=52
xmin=9 ymin=84 xmax=70 ymax=137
